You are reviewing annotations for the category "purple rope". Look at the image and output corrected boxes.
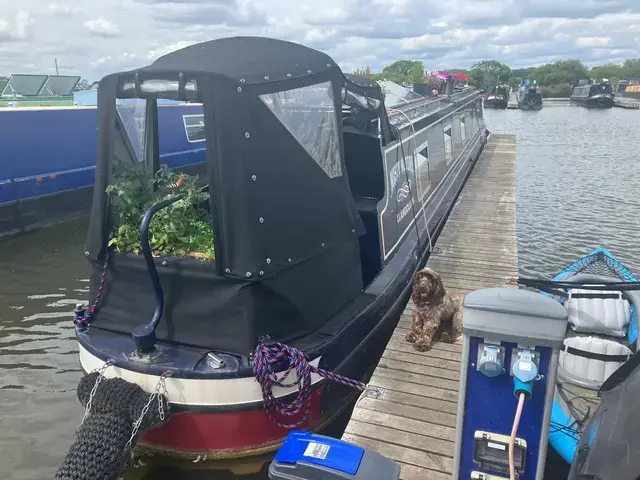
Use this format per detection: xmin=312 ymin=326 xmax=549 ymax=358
xmin=252 ymin=342 xmax=366 ymax=429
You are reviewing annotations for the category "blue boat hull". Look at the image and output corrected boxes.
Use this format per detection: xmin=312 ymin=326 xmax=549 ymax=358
xmin=546 ymin=248 xmax=638 ymax=464
xmin=0 ymin=104 xmax=206 ymax=238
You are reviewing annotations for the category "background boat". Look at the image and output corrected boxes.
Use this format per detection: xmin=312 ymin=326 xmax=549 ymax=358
xmin=0 ymin=79 xmax=206 ymax=240
xmin=517 ymin=78 xmax=543 ymax=110
xmin=570 ymin=79 xmax=614 ymax=108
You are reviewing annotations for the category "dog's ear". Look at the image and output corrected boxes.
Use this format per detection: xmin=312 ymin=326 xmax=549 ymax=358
xmin=431 ymin=271 xmax=446 ymax=299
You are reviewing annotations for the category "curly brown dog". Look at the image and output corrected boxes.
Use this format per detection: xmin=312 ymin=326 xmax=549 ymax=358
xmin=406 ymin=267 xmax=463 ymax=352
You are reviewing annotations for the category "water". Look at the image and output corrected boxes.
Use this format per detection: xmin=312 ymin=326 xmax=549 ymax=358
xmin=1 ymin=105 xmax=639 ymax=479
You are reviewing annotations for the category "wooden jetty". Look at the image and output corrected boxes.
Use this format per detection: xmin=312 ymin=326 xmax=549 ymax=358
xmin=342 ymin=133 xmax=518 ymax=479
xmin=614 ymin=96 xmax=640 ymax=109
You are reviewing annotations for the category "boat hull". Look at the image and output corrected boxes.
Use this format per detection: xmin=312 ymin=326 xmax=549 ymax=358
xmin=518 ymin=101 xmax=543 ymax=111
xmin=483 ymin=97 xmax=507 ymax=109
xmin=570 ymin=94 xmax=614 ymax=109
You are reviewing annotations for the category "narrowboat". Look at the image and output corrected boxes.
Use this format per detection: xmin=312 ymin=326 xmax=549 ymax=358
xmin=520 ymin=248 xmax=639 ymax=466
xmin=73 ymin=36 xmax=488 ymax=471
xmin=616 ymin=78 xmax=640 ymax=100
xmin=570 ymin=79 xmax=614 ymax=108
xmin=0 ymin=101 xmax=206 ymax=240
xmin=483 ymin=84 xmax=509 ymax=109
xmin=517 ymin=78 xmax=543 ymax=110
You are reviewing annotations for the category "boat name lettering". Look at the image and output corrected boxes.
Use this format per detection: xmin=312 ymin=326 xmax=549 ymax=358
xmin=396 ymin=201 xmax=413 ymax=224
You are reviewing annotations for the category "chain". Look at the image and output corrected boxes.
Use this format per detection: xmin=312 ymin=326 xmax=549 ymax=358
xmin=123 ymin=372 xmax=171 ymax=454
xmin=80 ymin=360 xmax=115 ymax=426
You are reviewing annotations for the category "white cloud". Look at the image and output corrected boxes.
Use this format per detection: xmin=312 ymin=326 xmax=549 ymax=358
xmin=0 ymin=0 xmax=638 ymax=80
xmin=84 ymin=17 xmax=120 ymax=38
xmin=0 ymin=10 xmax=34 ymax=41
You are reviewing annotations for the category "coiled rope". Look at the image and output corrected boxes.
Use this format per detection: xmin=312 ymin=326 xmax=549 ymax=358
xmin=252 ymin=342 xmax=367 ymax=429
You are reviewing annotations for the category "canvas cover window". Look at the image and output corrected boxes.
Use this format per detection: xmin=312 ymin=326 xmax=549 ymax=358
xmin=116 ymin=98 xmax=147 ymax=162
xmin=260 ymin=81 xmax=342 ymax=179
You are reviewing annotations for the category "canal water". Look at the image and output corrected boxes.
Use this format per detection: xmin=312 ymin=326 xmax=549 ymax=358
xmin=1 ymin=105 xmax=639 ymax=479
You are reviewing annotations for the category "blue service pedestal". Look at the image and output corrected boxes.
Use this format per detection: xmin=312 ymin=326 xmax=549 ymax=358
xmin=452 ymin=288 xmax=568 ymax=480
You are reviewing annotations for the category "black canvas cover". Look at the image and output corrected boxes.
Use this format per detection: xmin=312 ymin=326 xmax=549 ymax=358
xmin=343 ymin=74 xmax=394 ymax=145
xmin=84 ymin=37 xmax=366 ymax=352
xmin=569 ymin=352 xmax=640 ymax=480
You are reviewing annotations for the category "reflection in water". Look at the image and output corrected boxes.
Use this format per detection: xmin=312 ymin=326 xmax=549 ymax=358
xmin=1 ymin=106 xmax=639 ymax=479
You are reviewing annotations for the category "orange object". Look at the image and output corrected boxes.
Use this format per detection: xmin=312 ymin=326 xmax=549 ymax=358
xmin=36 ymin=177 xmax=43 ymax=183
xmin=49 ymin=174 xmax=57 ymax=179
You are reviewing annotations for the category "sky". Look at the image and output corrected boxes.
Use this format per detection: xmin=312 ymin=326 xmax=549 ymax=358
xmin=0 ymin=0 xmax=639 ymax=81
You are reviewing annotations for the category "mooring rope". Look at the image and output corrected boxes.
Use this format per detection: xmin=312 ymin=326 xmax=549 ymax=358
xmin=252 ymin=342 xmax=367 ymax=429
xmin=73 ymin=256 xmax=109 ymax=328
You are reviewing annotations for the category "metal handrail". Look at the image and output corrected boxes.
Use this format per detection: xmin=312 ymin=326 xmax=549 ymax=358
xmin=131 ymin=195 xmax=182 ymax=351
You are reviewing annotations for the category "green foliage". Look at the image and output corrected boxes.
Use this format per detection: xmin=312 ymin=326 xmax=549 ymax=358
xmin=352 ymin=66 xmax=373 ymax=78
xmin=470 ymin=60 xmax=512 ymax=90
xmin=106 ymin=165 xmax=214 ymax=261
xmin=374 ymin=60 xmax=425 ymax=85
xmin=541 ymin=83 xmax=573 ymax=98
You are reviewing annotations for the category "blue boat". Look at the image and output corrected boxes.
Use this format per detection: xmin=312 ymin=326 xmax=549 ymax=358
xmin=522 ymin=248 xmax=639 ymax=464
xmin=0 ymin=97 xmax=206 ymax=239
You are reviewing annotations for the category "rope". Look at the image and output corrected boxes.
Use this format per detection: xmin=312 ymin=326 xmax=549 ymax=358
xmin=74 ymin=256 xmax=109 ymax=328
xmin=252 ymin=342 xmax=367 ymax=429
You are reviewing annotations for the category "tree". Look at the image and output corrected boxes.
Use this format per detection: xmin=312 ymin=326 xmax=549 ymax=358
xmin=74 ymin=78 xmax=92 ymax=91
xmin=469 ymin=60 xmax=512 ymax=90
xmin=351 ymin=66 xmax=373 ymax=78
xmin=622 ymin=59 xmax=640 ymax=78
xmin=535 ymin=60 xmax=588 ymax=86
xmin=376 ymin=60 xmax=425 ymax=85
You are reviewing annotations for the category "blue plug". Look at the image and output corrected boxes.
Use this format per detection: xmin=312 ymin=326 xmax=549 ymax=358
xmin=512 ymin=350 xmax=538 ymax=399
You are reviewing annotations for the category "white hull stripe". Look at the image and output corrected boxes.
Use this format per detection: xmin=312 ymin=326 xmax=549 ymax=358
xmin=79 ymin=345 xmax=324 ymax=407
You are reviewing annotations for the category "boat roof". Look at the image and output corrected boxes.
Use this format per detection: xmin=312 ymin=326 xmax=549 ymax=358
xmin=121 ymin=36 xmax=338 ymax=86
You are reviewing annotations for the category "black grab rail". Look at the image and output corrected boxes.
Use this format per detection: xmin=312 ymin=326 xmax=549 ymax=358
xmin=131 ymin=195 xmax=182 ymax=351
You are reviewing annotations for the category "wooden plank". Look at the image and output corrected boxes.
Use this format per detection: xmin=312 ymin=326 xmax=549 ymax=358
xmin=343 ymin=133 xmax=518 ymax=469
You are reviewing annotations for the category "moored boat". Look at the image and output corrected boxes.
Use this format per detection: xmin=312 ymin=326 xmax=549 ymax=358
xmin=71 ymin=36 xmax=488 ymax=473
xmin=570 ymin=79 xmax=614 ymax=108
xmin=517 ymin=78 xmax=543 ymax=110
xmin=616 ymin=78 xmax=640 ymax=100
xmin=483 ymin=84 xmax=509 ymax=109
xmin=520 ymin=248 xmax=639 ymax=465
xmin=0 ymin=101 xmax=206 ymax=240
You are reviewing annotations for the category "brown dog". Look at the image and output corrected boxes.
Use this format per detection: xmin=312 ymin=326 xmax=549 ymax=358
xmin=406 ymin=267 xmax=463 ymax=352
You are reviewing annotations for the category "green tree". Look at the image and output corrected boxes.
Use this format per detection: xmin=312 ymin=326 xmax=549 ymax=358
xmin=352 ymin=66 xmax=373 ymax=78
xmin=622 ymin=59 xmax=640 ymax=78
xmin=535 ymin=60 xmax=588 ymax=86
xmin=376 ymin=60 xmax=425 ymax=85
xmin=470 ymin=60 xmax=512 ymax=90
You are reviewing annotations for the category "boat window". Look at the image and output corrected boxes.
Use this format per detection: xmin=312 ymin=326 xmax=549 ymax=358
xmin=116 ymin=98 xmax=147 ymax=162
xmin=444 ymin=125 xmax=453 ymax=166
xmin=182 ymin=114 xmax=205 ymax=143
xmin=415 ymin=141 xmax=430 ymax=201
xmin=260 ymin=81 xmax=342 ymax=179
